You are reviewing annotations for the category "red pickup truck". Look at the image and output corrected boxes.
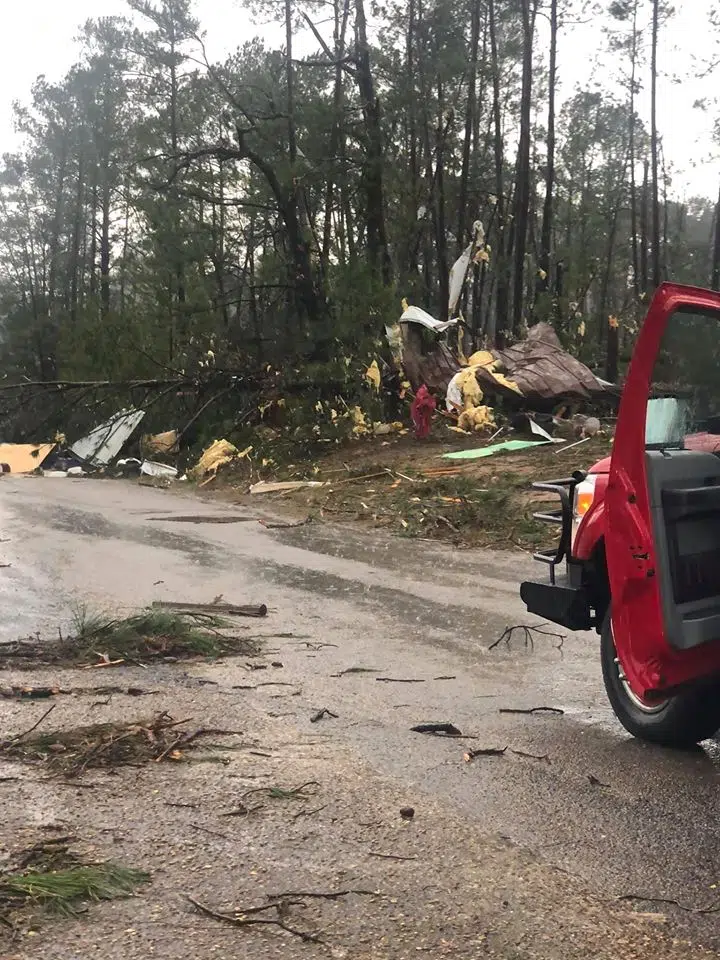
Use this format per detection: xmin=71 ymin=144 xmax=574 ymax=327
xmin=521 ymin=282 xmax=720 ymax=747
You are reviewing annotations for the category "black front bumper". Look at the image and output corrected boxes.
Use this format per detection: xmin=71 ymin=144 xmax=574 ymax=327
xmin=520 ymin=573 xmax=593 ymax=632
xmin=521 ymin=471 xmax=594 ymax=631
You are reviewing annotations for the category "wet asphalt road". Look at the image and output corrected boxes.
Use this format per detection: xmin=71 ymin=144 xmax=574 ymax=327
xmin=3 ymin=475 xmax=720 ymax=942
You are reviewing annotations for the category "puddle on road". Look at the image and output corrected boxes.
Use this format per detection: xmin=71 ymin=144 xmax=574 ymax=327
xmin=145 ymin=515 xmax=256 ymax=524
xmin=40 ymin=506 xmax=222 ymax=568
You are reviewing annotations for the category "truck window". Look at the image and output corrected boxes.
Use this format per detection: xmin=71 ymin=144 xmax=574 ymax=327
xmin=646 ymin=307 xmax=720 ymax=451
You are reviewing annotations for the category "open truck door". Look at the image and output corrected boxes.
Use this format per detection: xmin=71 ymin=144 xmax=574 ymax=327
xmin=603 ymin=282 xmax=720 ymax=744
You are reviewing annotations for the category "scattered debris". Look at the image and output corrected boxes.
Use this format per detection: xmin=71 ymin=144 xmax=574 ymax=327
xmin=151 ymin=600 xmax=267 ymax=618
xmin=464 ymin=746 xmax=508 ymax=761
xmin=140 ymin=429 xmax=179 ymax=457
xmin=310 ymin=708 xmax=338 ymax=723
xmin=249 ymin=480 xmax=327 ymax=494
xmin=0 ymin=711 xmax=242 ymax=777
xmin=140 ymin=460 xmax=178 ymax=479
xmin=71 ymin=408 xmax=145 ymax=466
xmin=410 ymin=722 xmax=463 ymax=737
xmin=399 ymin=806 xmax=415 ymax=820
xmin=554 ymin=435 xmax=592 ymax=455
xmin=190 ymin=439 xmax=249 ymax=481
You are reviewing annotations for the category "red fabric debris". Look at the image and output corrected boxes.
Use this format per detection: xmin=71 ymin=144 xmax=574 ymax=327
xmin=411 ymin=385 xmax=436 ymax=439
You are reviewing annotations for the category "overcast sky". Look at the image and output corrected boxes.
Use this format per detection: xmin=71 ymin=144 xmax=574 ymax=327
xmin=2 ymin=0 xmax=718 ymax=200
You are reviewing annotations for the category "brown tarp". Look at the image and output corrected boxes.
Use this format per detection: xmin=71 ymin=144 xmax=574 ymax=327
xmin=493 ymin=323 xmax=604 ymax=402
xmin=400 ymin=319 xmax=605 ymax=405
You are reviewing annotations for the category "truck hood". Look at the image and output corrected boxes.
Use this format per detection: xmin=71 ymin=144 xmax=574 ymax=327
xmin=586 ymin=434 xmax=720 ymax=477
xmin=588 ymin=455 xmax=611 ymax=475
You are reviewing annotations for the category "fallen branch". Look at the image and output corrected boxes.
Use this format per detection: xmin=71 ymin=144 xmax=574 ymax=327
xmin=237 ymin=781 xmax=320 ymax=807
xmin=152 ymin=600 xmax=268 ymax=618
xmin=614 ymin=893 xmax=720 ymax=915
xmin=489 ymin=623 xmax=565 ymax=653
xmin=588 ymin=774 xmax=610 ymax=787
xmin=189 ymin=822 xmax=236 ymax=841
xmin=511 ymin=749 xmax=551 ymax=763
xmin=269 ymin=888 xmax=377 ymax=900
xmin=464 ymin=746 xmax=507 ymax=761
xmin=310 ymin=708 xmax=338 ymax=723
xmin=330 ymin=666 xmax=378 ymax=677
xmin=259 ymin=518 xmax=312 ymax=529
xmin=376 ymin=677 xmax=425 ymax=684
xmin=411 ymin=722 xmax=463 ymax=737
xmin=291 ymin=804 xmax=328 ymax=821
xmin=499 ymin=707 xmax=564 ymax=717
xmin=368 ymin=851 xmax=418 ymax=861
xmin=1 ymin=704 xmax=56 ymax=747
xmin=188 ymin=895 xmax=322 ymax=942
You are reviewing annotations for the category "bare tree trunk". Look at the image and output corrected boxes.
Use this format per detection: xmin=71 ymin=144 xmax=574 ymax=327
xmin=510 ymin=0 xmax=537 ymax=336
xmin=69 ymin=148 xmax=85 ymax=325
xmin=488 ymin=0 xmax=508 ymax=345
xmin=321 ymin=0 xmax=350 ymax=269
xmin=354 ymin=0 xmax=392 ymax=283
xmin=435 ymin=77 xmax=449 ymax=320
xmin=629 ymin=0 xmax=639 ymax=298
xmin=119 ymin=173 xmax=130 ymax=322
xmin=640 ymin=159 xmax=649 ymax=293
xmin=407 ymin=0 xmax=418 ymax=221
xmin=650 ymin=0 xmax=661 ymax=288
xmin=457 ymin=0 xmax=481 ymax=253
xmin=537 ymin=0 xmax=557 ymax=305
xmin=89 ymin=176 xmax=98 ymax=301
xmin=286 ymin=0 xmax=297 ymax=168
xmin=99 ymin=149 xmax=111 ymax=323
xmin=601 ymin=156 xmax=629 ymax=381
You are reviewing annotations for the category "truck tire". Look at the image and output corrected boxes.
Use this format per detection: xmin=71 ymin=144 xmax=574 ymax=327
xmin=600 ymin=612 xmax=720 ymax=747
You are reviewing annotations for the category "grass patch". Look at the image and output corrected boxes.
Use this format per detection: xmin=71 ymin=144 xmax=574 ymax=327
xmin=0 ymin=863 xmax=149 ymax=917
xmin=312 ymin=472 xmax=550 ymax=549
xmin=0 ymin=710 xmax=240 ymax=777
xmin=0 ymin=606 xmax=262 ymax=670
xmin=0 ymin=836 xmax=149 ymax=927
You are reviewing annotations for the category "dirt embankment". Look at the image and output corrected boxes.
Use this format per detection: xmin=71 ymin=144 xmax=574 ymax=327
xmin=207 ymin=433 xmax=611 ymax=551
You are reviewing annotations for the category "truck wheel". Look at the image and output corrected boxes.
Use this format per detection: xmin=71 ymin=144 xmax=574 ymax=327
xmin=600 ymin=613 xmax=720 ymax=747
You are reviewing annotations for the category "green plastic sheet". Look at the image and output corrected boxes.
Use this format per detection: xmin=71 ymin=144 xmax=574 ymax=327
xmin=442 ymin=439 xmax=550 ymax=460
